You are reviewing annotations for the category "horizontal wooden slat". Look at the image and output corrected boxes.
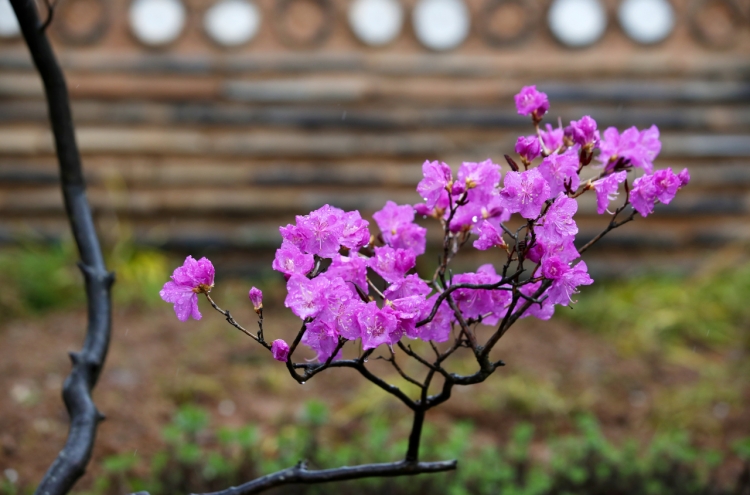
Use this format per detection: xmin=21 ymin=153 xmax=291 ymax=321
xmin=1 ymin=159 xmax=748 ymax=189
xmin=3 ymin=100 xmax=750 ymax=132
xmin=1 ymin=127 xmax=749 ymax=158
xmin=2 ymin=51 xmax=749 ymax=78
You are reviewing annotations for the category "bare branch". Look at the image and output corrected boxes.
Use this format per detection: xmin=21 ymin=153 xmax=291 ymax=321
xmin=10 ymin=2 xmax=114 ymax=494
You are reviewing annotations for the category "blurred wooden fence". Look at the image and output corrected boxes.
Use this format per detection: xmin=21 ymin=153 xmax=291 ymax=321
xmin=0 ymin=0 xmax=749 ymax=275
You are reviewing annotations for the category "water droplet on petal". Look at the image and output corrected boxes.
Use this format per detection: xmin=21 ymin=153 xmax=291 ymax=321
xmin=472 ymin=216 xmax=478 ymax=222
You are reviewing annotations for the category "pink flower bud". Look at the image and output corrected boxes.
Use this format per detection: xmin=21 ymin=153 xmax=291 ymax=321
xmin=413 ymin=203 xmax=431 ymax=216
xmin=248 ymin=287 xmax=263 ymax=312
xmin=271 ymin=339 xmax=290 ymax=361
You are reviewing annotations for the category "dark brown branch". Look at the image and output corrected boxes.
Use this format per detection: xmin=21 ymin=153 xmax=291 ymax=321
xmin=187 ymin=459 xmax=457 ymax=495
xmin=416 ymin=268 xmax=523 ymax=327
xmin=39 ymin=0 xmax=56 ymax=32
xmin=579 ymin=205 xmax=636 ymax=254
xmin=205 ymin=294 xmax=268 ymax=346
xmin=11 ymin=2 xmax=114 ymax=495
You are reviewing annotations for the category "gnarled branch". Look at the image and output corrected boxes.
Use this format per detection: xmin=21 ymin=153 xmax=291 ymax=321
xmin=10 ymin=2 xmax=114 ymax=495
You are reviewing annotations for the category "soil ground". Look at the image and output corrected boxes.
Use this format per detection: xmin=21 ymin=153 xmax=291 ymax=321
xmin=1 ymin=295 xmax=748 ymax=490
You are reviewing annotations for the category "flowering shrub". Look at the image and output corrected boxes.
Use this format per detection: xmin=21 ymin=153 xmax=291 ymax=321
xmin=158 ymin=85 xmax=690 ymax=488
xmin=161 ymin=84 xmax=688 ymax=357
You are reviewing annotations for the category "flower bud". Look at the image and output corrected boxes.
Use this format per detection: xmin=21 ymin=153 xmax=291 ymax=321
xmin=248 ymin=287 xmax=263 ymax=313
xmin=271 ymin=339 xmax=290 ymax=362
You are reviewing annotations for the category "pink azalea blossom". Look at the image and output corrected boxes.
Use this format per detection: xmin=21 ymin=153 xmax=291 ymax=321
xmin=271 ymin=339 xmax=290 ymax=361
xmin=499 ymin=169 xmax=550 ymax=219
xmin=390 ymin=223 xmax=427 ymax=256
xmin=457 ymin=159 xmax=502 ymax=202
xmin=373 ymin=201 xmax=415 ymax=236
xmin=536 ymin=237 xmax=580 ymax=264
xmin=540 ymin=123 xmax=564 ymax=152
xmin=302 ymin=321 xmax=341 ymax=362
xmin=592 ymin=171 xmax=627 ymax=214
xmin=417 ymin=160 xmax=452 ymax=209
xmin=284 ymin=274 xmax=329 ymax=319
xmin=419 ymin=295 xmax=453 ymax=342
xmin=514 ymin=85 xmax=549 ymax=118
xmin=538 ymin=148 xmax=580 ymax=198
xmin=630 ymin=168 xmax=686 ymax=217
xmin=652 ymin=168 xmax=682 ymax=204
xmin=678 ymin=168 xmax=690 ymax=186
xmin=541 ymin=256 xmax=569 ymax=280
xmin=272 ymin=241 xmax=315 ymax=278
xmin=473 ymin=220 xmax=506 ymax=251
xmin=568 ymin=116 xmax=599 ymax=148
xmin=357 ymin=302 xmax=399 ymax=350
xmin=537 ymin=193 xmax=578 ymax=245
xmin=515 ymin=136 xmax=541 ymax=162
xmin=383 ymin=274 xmax=431 ymax=300
xmin=340 ymin=211 xmax=371 ymax=250
xmin=630 ymin=174 xmax=659 ymax=217
xmin=160 ymin=255 xmax=215 ymax=322
xmin=373 ymin=201 xmax=425 ymax=255
xmin=367 ymin=246 xmax=416 ymax=283
xmin=599 ymin=125 xmax=661 ymax=173
xmin=297 ymin=204 xmax=345 ymax=258
xmin=519 ymin=281 xmax=555 ymax=321
xmin=451 ymin=264 xmax=509 ymax=323
xmin=546 ymin=261 xmax=593 ymax=306
xmin=279 ymin=223 xmax=306 ymax=251
xmin=325 ymin=254 xmax=368 ymax=292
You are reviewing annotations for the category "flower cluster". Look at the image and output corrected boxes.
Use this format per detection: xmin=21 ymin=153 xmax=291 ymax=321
xmin=160 ymin=85 xmax=689 ymax=365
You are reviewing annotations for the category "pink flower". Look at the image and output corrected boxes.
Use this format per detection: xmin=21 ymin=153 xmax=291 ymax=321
xmin=302 ymin=322 xmax=341 ymax=362
xmin=373 ymin=201 xmax=426 ymax=255
xmin=630 ymin=174 xmax=659 ymax=217
xmin=457 ymin=159 xmax=502 ymax=202
xmin=325 ymin=254 xmax=368 ymax=292
xmin=592 ymin=171 xmax=627 ymax=214
xmin=547 ymin=261 xmax=593 ymax=306
xmin=417 ymin=160 xmax=452 ymax=209
xmin=284 ymin=274 xmax=329 ymax=319
xmin=599 ymin=125 xmax=661 ymax=173
xmin=297 ymin=204 xmax=345 ymax=258
xmin=568 ymin=116 xmax=599 ymax=148
xmin=383 ymin=274 xmax=431 ymax=300
xmin=515 ymin=136 xmax=541 ymax=163
xmin=540 ymin=123 xmax=564 ymax=152
xmin=678 ymin=168 xmax=690 ymax=187
xmin=373 ymin=201 xmax=415 ymax=236
xmin=340 ymin=211 xmax=371 ymax=250
xmin=514 ymin=85 xmax=549 ymax=118
xmin=451 ymin=265 xmax=507 ymax=322
xmin=652 ymin=168 xmax=682 ymax=204
xmin=537 ymin=193 xmax=578 ymax=245
xmin=160 ymin=256 xmax=215 ymax=322
xmin=499 ymin=169 xmax=550 ymax=219
xmin=248 ymin=287 xmax=263 ymax=312
xmin=279 ymin=223 xmax=306 ymax=251
xmin=419 ymin=295 xmax=453 ymax=343
xmin=272 ymin=241 xmax=315 ymax=278
xmin=357 ymin=302 xmax=399 ymax=350
xmin=367 ymin=246 xmax=416 ymax=284
xmin=271 ymin=339 xmax=290 ymax=361
xmin=538 ymin=148 xmax=580 ymax=198
xmin=541 ymin=256 xmax=569 ymax=280
xmin=390 ymin=223 xmax=427 ymax=256
xmin=519 ymin=281 xmax=555 ymax=321
xmin=473 ymin=220 xmax=506 ymax=251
